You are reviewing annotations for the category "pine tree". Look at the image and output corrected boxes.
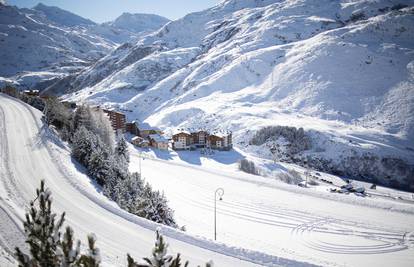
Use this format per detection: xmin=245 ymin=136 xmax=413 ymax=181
xmin=89 ymin=108 xmax=115 ymax=152
xmin=15 ymin=180 xmax=101 ymax=267
xmin=116 ymin=137 xmax=130 ymax=163
xmin=72 ymin=126 xmax=97 ymax=167
xmin=43 ymin=98 xmax=71 ymax=128
xmin=135 ymin=184 xmax=177 ymax=227
xmin=15 ymin=180 xmax=65 ymax=266
xmin=73 ymin=105 xmax=93 ymax=133
xmin=113 ymin=172 xmax=144 ymax=212
xmin=87 ymin=138 xmax=113 ymax=186
xmin=78 ymin=234 xmax=101 ymax=267
xmin=128 ymin=230 xmax=188 ymax=267
xmin=60 ymin=226 xmax=81 ymax=266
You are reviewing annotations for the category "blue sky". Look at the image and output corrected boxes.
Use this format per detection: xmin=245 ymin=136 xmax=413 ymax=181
xmin=7 ymin=0 xmax=220 ymax=22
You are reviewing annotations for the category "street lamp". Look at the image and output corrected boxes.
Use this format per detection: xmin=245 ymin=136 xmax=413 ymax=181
xmin=214 ymin=187 xmax=224 ymax=241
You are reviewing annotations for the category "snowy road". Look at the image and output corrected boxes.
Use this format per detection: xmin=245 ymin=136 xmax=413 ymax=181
xmin=129 ymin=147 xmax=414 ymax=266
xmin=0 ymin=94 xmax=314 ymax=267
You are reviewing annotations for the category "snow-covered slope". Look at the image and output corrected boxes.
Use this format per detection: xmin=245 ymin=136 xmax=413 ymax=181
xmin=0 ymin=3 xmax=169 ymax=89
xmin=89 ymin=13 xmax=169 ymax=45
xmin=1 ymin=93 xmax=321 ymax=266
xmin=104 ymin=12 xmax=170 ymax=35
xmin=0 ymin=4 xmax=114 ymax=84
xmin=32 ymin=3 xmax=170 ymax=45
xmin=60 ymin=0 xmax=414 ymax=187
xmin=33 ymin=3 xmax=96 ymax=27
xmin=127 ymin=146 xmax=414 ymax=267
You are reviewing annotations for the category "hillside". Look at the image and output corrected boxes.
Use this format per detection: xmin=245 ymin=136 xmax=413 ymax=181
xmin=1 ymin=93 xmax=295 ymax=267
xmin=32 ymin=3 xmax=170 ymax=44
xmin=0 ymin=4 xmax=115 ymax=87
xmin=33 ymin=3 xmax=96 ymax=27
xmin=0 ymin=3 xmax=170 ymax=89
xmin=104 ymin=12 xmax=170 ymax=34
xmin=59 ymin=0 xmax=414 ymax=189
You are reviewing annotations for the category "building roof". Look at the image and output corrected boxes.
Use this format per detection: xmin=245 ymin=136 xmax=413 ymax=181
xmin=149 ymin=134 xmax=168 ymax=143
xmin=173 ymin=128 xmax=191 ymax=135
xmin=210 ymin=130 xmax=232 ymax=138
xmin=102 ymin=109 xmax=125 ymax=116
xmin=131 ymin=136 xmax=143 ymax=141
xmin=137 ymin=122 xmax=160 ymax=131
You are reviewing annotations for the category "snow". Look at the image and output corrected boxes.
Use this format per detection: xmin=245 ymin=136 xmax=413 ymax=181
xmin=60 ymin=0 xmax=414 ymax=187
xmin=148 ymin=134 xmax=168 ymax=143
xmin=33 ymin=3 xmax=96 ymax=27
xmin=127 ymin=145 xmax=414 ymax=267
xmin=0 ymin=4 xmax=113 ymax=80
xmin=104 ymin=12 xmax=169 ymax=35
xmin=0 ymin=94 xmax=317 ymax=266
xmin=0 ymin=3 xmax=170 ymax=88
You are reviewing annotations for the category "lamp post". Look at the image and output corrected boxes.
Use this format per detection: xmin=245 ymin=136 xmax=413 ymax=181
xmin=214 ymin=187 xmax=224 ymax=241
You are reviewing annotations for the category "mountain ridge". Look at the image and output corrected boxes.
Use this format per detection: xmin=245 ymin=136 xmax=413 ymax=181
xmin=58 ymin=0 xmax=414 ymax=188
xmin=0 ymin=3 xmax=170 ymax=88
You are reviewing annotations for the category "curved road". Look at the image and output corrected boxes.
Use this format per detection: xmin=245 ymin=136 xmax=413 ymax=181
xmin=0 ymin=94 xmax=305 ymax=267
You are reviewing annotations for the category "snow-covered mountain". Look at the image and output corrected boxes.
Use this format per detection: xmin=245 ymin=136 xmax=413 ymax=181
xmin=59 ymin=0 xmax=414 ymax=185
xmin=0 ymin=3 xmax=170 ymax=89
xmin=33 ymin=3 xmax=170 ymax=44
xmin=0 ymin=3 xmax=116 ymax=88
xmin=59 ymin=0 xmax=414 ymax=188
xmin=89 ymin=13 xmax=170 ymax=45
xmin=104 ymin=12 xmax=170 ymax=34
xmin=33 ymin=3 xmax=96 ymax=27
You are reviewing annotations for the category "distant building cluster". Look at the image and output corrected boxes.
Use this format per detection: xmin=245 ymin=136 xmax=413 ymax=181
xmin=172 ymin=129 xmax=233 ymax=151
xmin=97 ymin=108 xmax=233 ymax=151
xmin=126 ymin=121 xmax=168 ymax=150
xmin=1 ymin=85 xmax=233 ymax=152
xmin=125 ymin=121 xmax=232 ymax=151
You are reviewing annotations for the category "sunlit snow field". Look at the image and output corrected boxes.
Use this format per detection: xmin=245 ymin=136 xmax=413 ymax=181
xmin=129 ymin=147 xmax=414 ymax=267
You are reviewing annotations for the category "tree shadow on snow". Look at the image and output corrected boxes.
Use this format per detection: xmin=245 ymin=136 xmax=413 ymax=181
xmin=70 ymin=157 xmax=104 ymax=194
xmin=31 ymin=123 xmax=66 ymax=150
xmin=152 ymin=148 xmax=174 ymax=161
xmin=175 ymin=149 xmax=244 ymax=166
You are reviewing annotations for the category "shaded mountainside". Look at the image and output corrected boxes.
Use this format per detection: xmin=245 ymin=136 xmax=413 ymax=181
xmin=0 ymin=4 xmax=114 ymax=86
xmin=0 ymin=3 xmax=170 ymax=88
xmin=32 ymin=3 xmax=170 ymax=44
xmin=54 ymin=0 xmax=414 ymax=188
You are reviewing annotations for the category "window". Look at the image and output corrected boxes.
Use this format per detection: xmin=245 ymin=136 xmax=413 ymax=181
xmin=178 ymin=136 xmax=186 ymax=143
xmin=216 ymin=140 xmax=222 ymax=147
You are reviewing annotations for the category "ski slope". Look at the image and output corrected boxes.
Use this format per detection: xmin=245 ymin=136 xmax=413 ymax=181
xmin=0 ymin=94 xmax=316 ymax=267
xmin=128 ymin=148 xmax=414 ymax=267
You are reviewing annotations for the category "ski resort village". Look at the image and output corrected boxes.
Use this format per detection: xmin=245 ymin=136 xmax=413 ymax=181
xmin=1 ymin=0 xmax=414 ymax=267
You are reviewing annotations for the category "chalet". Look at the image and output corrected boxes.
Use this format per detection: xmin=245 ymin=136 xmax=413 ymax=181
xmin=23 ymin=90 xmax=40 ymax=97
xmin=148 ymin=134 xmax=169 ymax=150
xmin=172 ymin=130 xmax=193 ymax=150
xmin=207 ymin=131 xmax=232 ymax=151
xmin=137 ymin=122 xmax=162 ymax=138
xmin=131 ymin=136 xmax=149 ymax=147
xmin=126 ymin=121 xmax=139 ymax=135
xmin=191 ymin=130 xmax=209 ymax=148
xmin=103 ymin=109 xmax=126 ymax=134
